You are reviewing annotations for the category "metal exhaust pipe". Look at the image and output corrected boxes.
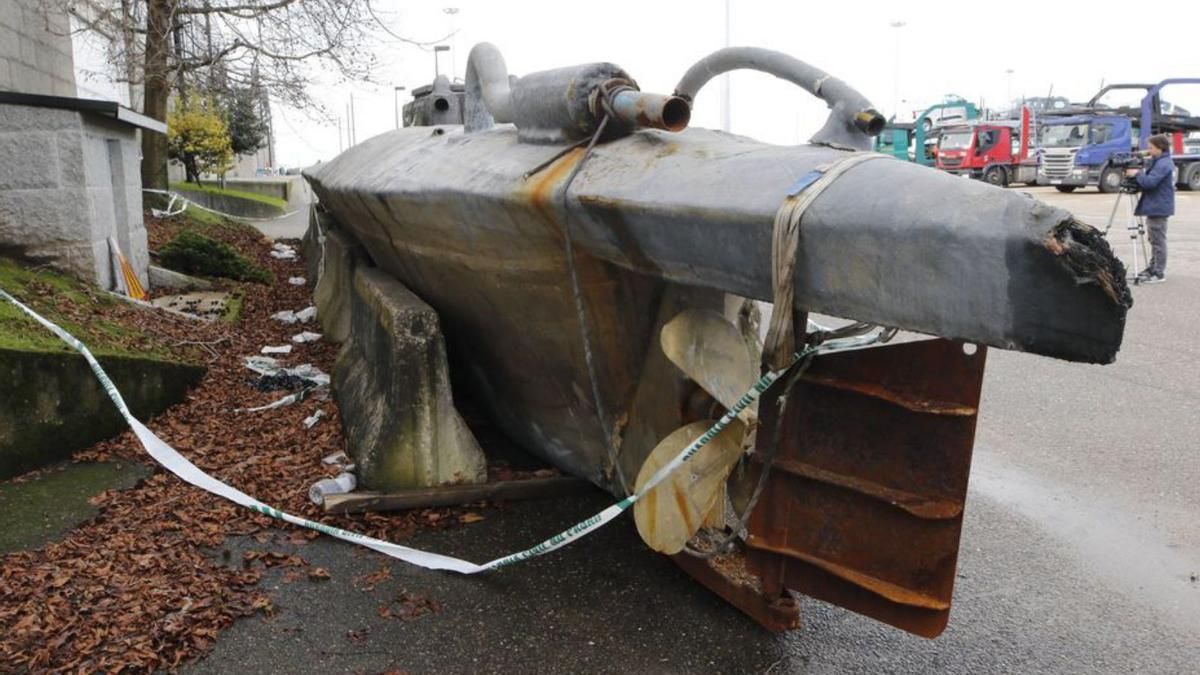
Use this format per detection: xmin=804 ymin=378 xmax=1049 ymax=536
xmin=607 ymin=90 xmax=692 ymax=132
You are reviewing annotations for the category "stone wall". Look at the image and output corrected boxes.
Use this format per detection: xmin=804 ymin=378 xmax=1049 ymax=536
xmin=223 ymin=178 xmax=297 ymax=203
xmin=0 ymin=347 xmax=204 ymax=478
xmin=0 ymin=0 xmax=75 ymax=97
xmin=172 ymin=187 xmax=285 ymax=219
xmin=0 ymin=104 xmax=149 ymax=288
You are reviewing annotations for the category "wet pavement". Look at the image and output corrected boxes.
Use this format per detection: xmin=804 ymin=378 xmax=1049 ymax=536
xmin=0 ymin=462 xmax=151 ymax=555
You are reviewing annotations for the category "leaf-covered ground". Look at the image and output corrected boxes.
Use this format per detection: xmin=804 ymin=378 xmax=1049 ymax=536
xmin=0 ymin=215 xmax=490 ymax=672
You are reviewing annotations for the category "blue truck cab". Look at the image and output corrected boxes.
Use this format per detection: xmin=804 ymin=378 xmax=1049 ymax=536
xmin=1036 ymin=114 xmax=1135 ymax=192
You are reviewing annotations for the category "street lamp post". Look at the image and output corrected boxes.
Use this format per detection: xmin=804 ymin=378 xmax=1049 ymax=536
xmin=889 ymin=20 xmax=907 ymax=119
xmin=443 ymin=8 xmax=459 ymax=80
xmin=1005 ymin=69 xmax=1015 ymax=107
xmin=721 ymin=0 xmax=731 ymax=132
xmin=433 ymin=45 xmax=450 ymax=80
xmin=394 ymin=86 xmax=406 ymax=129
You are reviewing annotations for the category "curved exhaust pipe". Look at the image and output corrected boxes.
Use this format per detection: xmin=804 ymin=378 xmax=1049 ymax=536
xmin=464 ymin=42 xmax=515 ymax=132
xmin=674 ymin=47 xmax=885 ymax=150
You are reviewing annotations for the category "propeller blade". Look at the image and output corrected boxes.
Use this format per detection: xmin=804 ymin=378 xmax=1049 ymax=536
xmin=660 ymin=309 xmax=758 ymax=420
xmin=633 ymin=419 xmax=746 ymax=554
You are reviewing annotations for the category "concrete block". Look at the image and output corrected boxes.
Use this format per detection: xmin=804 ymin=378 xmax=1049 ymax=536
xmin=125 ymin=223 xmax=149 ymax=288
xmin=18 ymin=35 xmax=36 ymax=65
xmin=51 ymin=76 xmax=74 ymax=97
xmin=81 ymin=134 xmax=113 ymax=188
xmin=149 ymin=265 xmax=213 ymax=291
xmin=0 ymin=104 xmax=80 ymax=132
xmin=221 ymin=178 xmax=291 ymax=202
xmin=85 ymin=186 xmax=117 ymax=240
xmin=0 ymin=133 xmax=58 ymax=189
xmin=172 ymin=188 xmax=283 ymax=219
xmin=9 ymin=62 xmax=50 ymax=96
xmin=0 ymin=27 xmax=18 ymax=61
xmin=90 ymin=238 xmax=113 ymax=289
xmin=54 ymin=129 xmax=85 ymax=187
xmin=333 ymin=267 xmax=487 ymax=490
xmin=310 ymin=222 xmax=367 ymax=343
xmin=0 ymin=4 xmax=21 ymax=30
xmin=0 ymin=186 xmax=89 ymax=244
xmin=34 ymin=41 xmax=54 ymax=72
xmin=42 ymin=8 xmax=69 ymax=37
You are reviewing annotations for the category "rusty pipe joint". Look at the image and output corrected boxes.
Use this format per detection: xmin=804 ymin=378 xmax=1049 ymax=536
xmin=595 ymin=81 xmax=692 ymax=133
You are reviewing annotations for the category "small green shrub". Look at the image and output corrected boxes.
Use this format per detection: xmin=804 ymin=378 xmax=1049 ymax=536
xmin=158 ymin=230 xmax=271 ymax=283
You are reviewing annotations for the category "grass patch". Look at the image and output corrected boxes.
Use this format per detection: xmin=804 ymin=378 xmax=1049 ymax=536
xmin=182 ymin=202 xmax=228 ymax=226
xmin=159 ymin=231 xmax=271 ymax=284
xmin=0 ymin=258 xmax=178 ymax=360
xmin=171 ymin=181 xmax=288 ymax=211
xmin=221 ymin=290 xmax=244 ymax=324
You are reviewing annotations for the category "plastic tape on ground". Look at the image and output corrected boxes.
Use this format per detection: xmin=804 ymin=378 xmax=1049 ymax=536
xmin=0 ymin=288 xmax=838 ymax=573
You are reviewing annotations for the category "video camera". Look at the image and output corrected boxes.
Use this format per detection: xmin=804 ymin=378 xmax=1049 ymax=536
xmin=1109 ymin=152 xmax=1147 ymax=192
xmin=1108 ymin=152 xmax=1147 ymax=170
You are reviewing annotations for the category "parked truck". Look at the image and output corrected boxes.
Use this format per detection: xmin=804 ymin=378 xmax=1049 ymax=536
xmin=935 ymin=107 xmax=1037 ymax=186
xmin=1037 ymin=79 xmax=1200 ymax=192
xmin=874 ymin=120 xmax=914 ymax=160
xmin=912 ymin=98 xmax=980 ymax=166
xmin=874 ymin=100 xmax=979 ymax=164
xmin=1136 ymin=79 xmax=1200 ymax=191
xmin=1036 ymin=113 xmax=1134 ymax=192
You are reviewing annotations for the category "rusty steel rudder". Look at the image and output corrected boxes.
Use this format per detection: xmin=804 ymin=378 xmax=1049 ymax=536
xmin=744 ymin=338 xmax=987 ymax=637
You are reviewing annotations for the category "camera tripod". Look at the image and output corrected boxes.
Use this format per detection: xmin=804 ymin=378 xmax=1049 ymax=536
xmin=1103 ymin=187 xmax=1150 ymax=284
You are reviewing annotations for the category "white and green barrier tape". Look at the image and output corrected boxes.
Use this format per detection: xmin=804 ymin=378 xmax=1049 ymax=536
xmin=0 ymin=288 xmax=883 ymax=573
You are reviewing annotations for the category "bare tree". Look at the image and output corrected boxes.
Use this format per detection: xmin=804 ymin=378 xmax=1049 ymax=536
xmin=45 ymin=0 xmax=389 ymax=189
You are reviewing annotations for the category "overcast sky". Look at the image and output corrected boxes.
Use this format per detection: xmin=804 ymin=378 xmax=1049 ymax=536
xmin=74 ymin=0 xmax=1200 ymax=169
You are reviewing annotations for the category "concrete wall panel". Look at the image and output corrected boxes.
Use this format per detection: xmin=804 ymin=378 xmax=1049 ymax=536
xmin=0 ymin=134 xmax=58 ymax=189
xmin=0 ymin=0 xmax=75 ymax=97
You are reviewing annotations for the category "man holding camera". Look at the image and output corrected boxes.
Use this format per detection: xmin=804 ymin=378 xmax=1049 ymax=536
xmin=1126 ymin=134 xmax=1175 ymax=284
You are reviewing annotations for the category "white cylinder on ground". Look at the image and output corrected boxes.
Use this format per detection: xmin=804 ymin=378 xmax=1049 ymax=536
xmin=309 ymin=472 xmax=357 ymax=505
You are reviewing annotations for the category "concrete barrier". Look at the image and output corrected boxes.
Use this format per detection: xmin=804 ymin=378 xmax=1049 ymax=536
xmin=333 ymin=267 xmax=486 ymax=490
xmin=304 ymin=212 xmax=368 ymax=344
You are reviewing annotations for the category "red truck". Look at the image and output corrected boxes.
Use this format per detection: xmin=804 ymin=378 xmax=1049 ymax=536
xmin=935 ymin=107 xmax=1037 ymax=187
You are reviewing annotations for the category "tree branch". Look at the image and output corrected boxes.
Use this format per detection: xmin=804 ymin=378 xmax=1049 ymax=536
xmin=177 ymin=0 xmax=298 ymax=17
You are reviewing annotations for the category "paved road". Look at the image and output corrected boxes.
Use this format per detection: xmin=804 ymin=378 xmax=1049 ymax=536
xmin=247 ymin=178 xmax=313 ymax=240
xmin=190 ymin=186 xmax=1199 ymax=673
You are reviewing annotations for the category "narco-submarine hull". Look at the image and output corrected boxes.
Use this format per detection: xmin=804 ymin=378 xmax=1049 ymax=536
xmin=305 ymin=44 xmax=1130 ymax=637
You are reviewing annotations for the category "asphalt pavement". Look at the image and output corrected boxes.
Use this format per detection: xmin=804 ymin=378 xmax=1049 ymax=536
xmin=187 ymin=186 xmax=1199 ymax=674
xmin=248 ymin=177 xmax=313 ymax=240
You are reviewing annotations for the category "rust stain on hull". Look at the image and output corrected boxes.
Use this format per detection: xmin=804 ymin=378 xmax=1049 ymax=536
xmin=525 ymin=147 xmax=585 ymax=215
